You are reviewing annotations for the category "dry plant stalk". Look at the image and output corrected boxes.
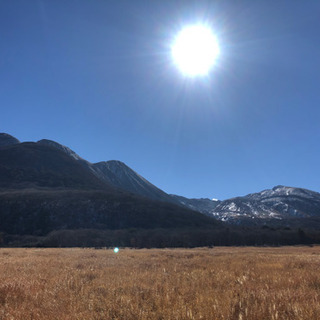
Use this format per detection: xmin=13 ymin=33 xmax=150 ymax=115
xmin=0 ymin=246 xmax=320 ymax=319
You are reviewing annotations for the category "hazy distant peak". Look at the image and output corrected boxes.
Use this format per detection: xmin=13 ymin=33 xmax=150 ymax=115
xmin=37 ymin=139 xmax=83 ymax=161
xmin=0 ymin=133 xmax=20 ymax=147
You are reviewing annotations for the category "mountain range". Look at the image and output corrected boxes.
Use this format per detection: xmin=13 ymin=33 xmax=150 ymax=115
xmin=211 ymin=185 xmax=320 ymax=227
xmin=1 ymin=132 xmax=320 ymax=237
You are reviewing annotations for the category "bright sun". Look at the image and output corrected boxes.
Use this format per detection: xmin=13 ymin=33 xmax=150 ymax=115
xmin=171 ymin=24 xmax=220 ymax=77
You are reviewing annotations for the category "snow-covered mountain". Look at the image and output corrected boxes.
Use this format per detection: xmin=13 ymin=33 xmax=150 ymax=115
xmin=211 ymin=185 xmax=320 ymax=224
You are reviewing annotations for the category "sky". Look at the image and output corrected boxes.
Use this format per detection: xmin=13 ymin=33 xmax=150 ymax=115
xmin=1 ymin=0 xmax=320 ymax=200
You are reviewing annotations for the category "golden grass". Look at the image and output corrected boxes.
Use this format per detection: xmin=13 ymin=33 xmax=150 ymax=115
xmin=0 ymin=246 xmax=320 ymax=319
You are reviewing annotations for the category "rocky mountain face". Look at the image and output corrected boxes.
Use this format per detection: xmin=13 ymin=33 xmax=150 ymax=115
xmin=210 ymin=185 xmax=320 ymax=226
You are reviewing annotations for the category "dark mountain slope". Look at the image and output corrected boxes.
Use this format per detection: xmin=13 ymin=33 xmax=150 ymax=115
xmin=0 ymin=142 xmax=107 ymax=190
xmin=0 ymin=134 xmax=219 ymax=237
xmin=0 ymin=189 xmax=218 ymax=235
xmin=0 ymin=133 xmax=20 ymax=146
xmin=14 ymin=137 xmax=217 ymax=213
xmin=37 ymin=139 xmax=85 ymax=162
xmin=92 ymin=161 xmax=221 ymax=213
xmin=92 ymin=160 xmax=176 ymax=203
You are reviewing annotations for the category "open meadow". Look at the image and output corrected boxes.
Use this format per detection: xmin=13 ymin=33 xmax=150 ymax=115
xmin=0 ymin=246 xmax=320 ymax=320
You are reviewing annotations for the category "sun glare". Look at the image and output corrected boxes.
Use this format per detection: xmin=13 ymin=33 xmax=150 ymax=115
xmin=171 ymin=24 xmax=220 ymax=77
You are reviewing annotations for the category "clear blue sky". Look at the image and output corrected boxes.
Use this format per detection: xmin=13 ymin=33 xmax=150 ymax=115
xmin=1 ymin=1 xmax=320 ymax=200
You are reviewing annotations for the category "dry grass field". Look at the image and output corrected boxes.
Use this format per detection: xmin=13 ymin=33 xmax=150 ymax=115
xmin=0 ymin=246 xmax=320 ymax=320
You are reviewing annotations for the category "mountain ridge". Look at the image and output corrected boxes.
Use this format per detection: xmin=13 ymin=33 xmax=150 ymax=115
xmin=1 ymin=133 xmax=320 ymax=228
xmin=2 ymin=134 xmax=215 ymax=209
